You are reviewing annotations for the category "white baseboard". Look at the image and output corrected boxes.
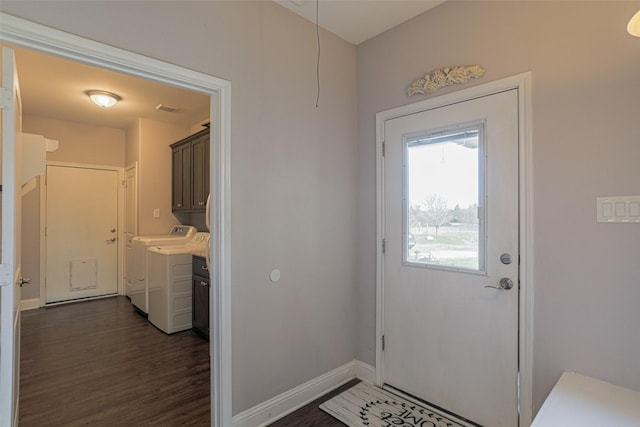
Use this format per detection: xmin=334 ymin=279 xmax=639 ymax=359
xmin=20 ymin=298 xmax=41 ymax=311
xmin=351 ymin=359 xmax=376 ymax=384
xmin=232 ymin=360 xmax=375 ymax=427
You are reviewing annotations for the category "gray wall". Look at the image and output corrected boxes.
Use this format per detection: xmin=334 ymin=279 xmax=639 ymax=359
xmin=20 ymin=178 xmax=40 ymax=301
xmin=0 ymin=0 xmax=358 ymax=415
xmin=356 ymin=0 xmax=640 ymax=414
xmin=131 ymin=118 xmax=190 ymax=236
xmin=25 ymin=115 xmax=125 ymax=167
xmin=6 ymin=0 xmax=640 ymax=420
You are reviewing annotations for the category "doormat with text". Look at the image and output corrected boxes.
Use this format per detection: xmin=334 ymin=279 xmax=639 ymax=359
xmin=319 ymin=382 xmax=473 ymax=427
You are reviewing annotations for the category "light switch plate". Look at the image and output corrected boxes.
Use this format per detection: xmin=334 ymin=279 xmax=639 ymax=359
xmin=596 ymin=196 xmax=640 ymax=223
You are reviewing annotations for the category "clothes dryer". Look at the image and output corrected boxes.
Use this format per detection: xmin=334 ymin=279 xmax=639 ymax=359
xmin=147 ymin=232 xmax=210 ymax=334
xmin=126 ymin=225 xmax=196 ymax=314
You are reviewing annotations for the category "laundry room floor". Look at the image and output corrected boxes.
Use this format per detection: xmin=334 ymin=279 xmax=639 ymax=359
xmin=19 ymin=296 xmax=210 ymax=426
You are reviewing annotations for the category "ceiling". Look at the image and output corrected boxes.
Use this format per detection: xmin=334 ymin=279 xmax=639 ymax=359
xmin=6 ymin=1 xmax=445 ymax=130
xmin=9 ymin=45 xmax=210 ymax=130
xmin=274 ymin=0 xmax=446 ymax=45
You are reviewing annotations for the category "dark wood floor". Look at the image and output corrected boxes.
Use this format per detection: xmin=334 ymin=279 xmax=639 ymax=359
xmin=267 ymin=379 xmax=357 ymax=426
xmin=20 ymin=296 xmax=210 ymax=426
xmin=19 ymin=295 xmax=351 ymax=426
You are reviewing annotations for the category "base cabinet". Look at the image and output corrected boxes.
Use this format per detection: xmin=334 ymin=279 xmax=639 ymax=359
xmin=192 ymin=255 xmax=209 ymax=339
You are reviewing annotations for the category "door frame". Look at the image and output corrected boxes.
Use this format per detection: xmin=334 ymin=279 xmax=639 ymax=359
xmin=124 ymin=162 xmax=139 ymax=299
xmin=124 ymin=162 xmax=139 ymax=238
xmin=375 ymin=72 xmax=533 ymax=426
xmin=0 ymin=45 xmax=23 ymax=427
xmin=39 ymin=161 xmax=125 ymax=305
xmin=0 ymin=13 xmax=233 ymax=427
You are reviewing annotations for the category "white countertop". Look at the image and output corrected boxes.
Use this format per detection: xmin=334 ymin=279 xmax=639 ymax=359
xmin=532 ymin=372 xmax=640 ymax=427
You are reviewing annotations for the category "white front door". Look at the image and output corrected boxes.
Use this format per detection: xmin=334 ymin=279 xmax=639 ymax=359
xmin=382 ymin=89 xmax=519 ymax=426
xmin=45 ymin=164 xmax=119 ymax=303
xmin=0 ymin=46 xmax=23 ymax=427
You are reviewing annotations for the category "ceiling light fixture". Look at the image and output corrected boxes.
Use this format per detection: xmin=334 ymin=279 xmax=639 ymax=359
xmin=628 ymin=9 xmax=640 ymax=37
xmin=87 ymin=90 xmax=121 ymax=108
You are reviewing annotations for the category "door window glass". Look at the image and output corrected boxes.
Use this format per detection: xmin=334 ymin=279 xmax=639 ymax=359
xmin=404 ymin=122 xmax=485 ymax=272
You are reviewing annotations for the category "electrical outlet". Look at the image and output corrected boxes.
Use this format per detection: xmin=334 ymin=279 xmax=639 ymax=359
xmin=153 ymin=208 xmax=160 ymax=218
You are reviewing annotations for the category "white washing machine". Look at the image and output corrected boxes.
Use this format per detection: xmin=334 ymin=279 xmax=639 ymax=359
xmin=147 ymin=232 xmax=210 ymax=334
xmin=126 ymin=225 xmax=196 ymax=314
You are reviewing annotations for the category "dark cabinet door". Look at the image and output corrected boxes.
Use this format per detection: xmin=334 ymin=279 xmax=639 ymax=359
xmin=191 ymin=133 xmax=210 ymax=210
xmin=170 ymin=129 xmax=209 ymax=213
xmin=171 ymin=142 xmax=191 ymax=211
xmin=192 ymin=255 xmax=209 ymax=339
xmin=192 ymin=275 xmax=209 ymax=339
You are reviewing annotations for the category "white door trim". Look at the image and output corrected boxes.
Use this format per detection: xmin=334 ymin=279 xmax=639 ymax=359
xmin=0 ymin=45 xmax=23 ymax=427
xmin=375 ymin=72 xmax=534 ymax=426
xmin=40 ymin=161 xmax=125 ymax=305
xmin=124 ymin=162 xmax=139 ymax=238
xmin=0 ymin=13 xmax=233 ymax=427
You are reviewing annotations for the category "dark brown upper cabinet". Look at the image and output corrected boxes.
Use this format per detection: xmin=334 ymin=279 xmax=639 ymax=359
xmin=171 ymin=128 xmax=210 ymax=212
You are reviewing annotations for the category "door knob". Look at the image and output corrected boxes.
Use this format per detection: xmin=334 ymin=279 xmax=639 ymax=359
xmin=106 ymin=237 xmax=117 ymax=243
xmin=485 ymin=277 xmax=514 ymax=290
xmin=18 ymin=277 xmax=31 ymax=287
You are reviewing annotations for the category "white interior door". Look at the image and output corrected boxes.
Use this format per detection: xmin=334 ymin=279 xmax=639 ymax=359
xmin=45 ymin=164 xmax=119 ymax=303
xmin=0 ymin=46 xmax=23 ymax=427
xmin=124 ymin=164 xmax=137 ymax=239
xmin=382 ymin=89 xmax=519 ymax=426
xmin=124 ymin=164 xmax=137 ymax=298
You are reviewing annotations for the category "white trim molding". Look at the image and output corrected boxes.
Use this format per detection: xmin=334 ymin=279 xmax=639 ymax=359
xmin=351 ymin=360 xmax=376 ymax=384
xmin=232 ymin=360 xmax=375 ymax=427
xmin=0 ymin=13 xmax=233 ymax=427
xmin=375 ymin=72 xmax=534 ymax=427
xmin=19 ymin=299 xmax=40 ymax=311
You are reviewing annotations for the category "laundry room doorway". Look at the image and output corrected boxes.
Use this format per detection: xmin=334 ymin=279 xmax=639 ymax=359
xmin=2 ymin=13 xmax=232 ymax=427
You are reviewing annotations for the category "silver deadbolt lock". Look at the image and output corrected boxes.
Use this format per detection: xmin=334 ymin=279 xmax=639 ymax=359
xmin=500 ymin=253 xmax=512 ymax=265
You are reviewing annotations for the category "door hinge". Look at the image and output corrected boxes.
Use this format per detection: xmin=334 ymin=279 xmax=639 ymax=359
xmin=382 ymin=238 xmax=386 ymax=254
xmin=382 ymin=335 xmax=385 ymax=351
xmin=382 ymin=142 xmax=386 ymax=157
xmin=0 ymin=86 xmax=12 ymax=110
